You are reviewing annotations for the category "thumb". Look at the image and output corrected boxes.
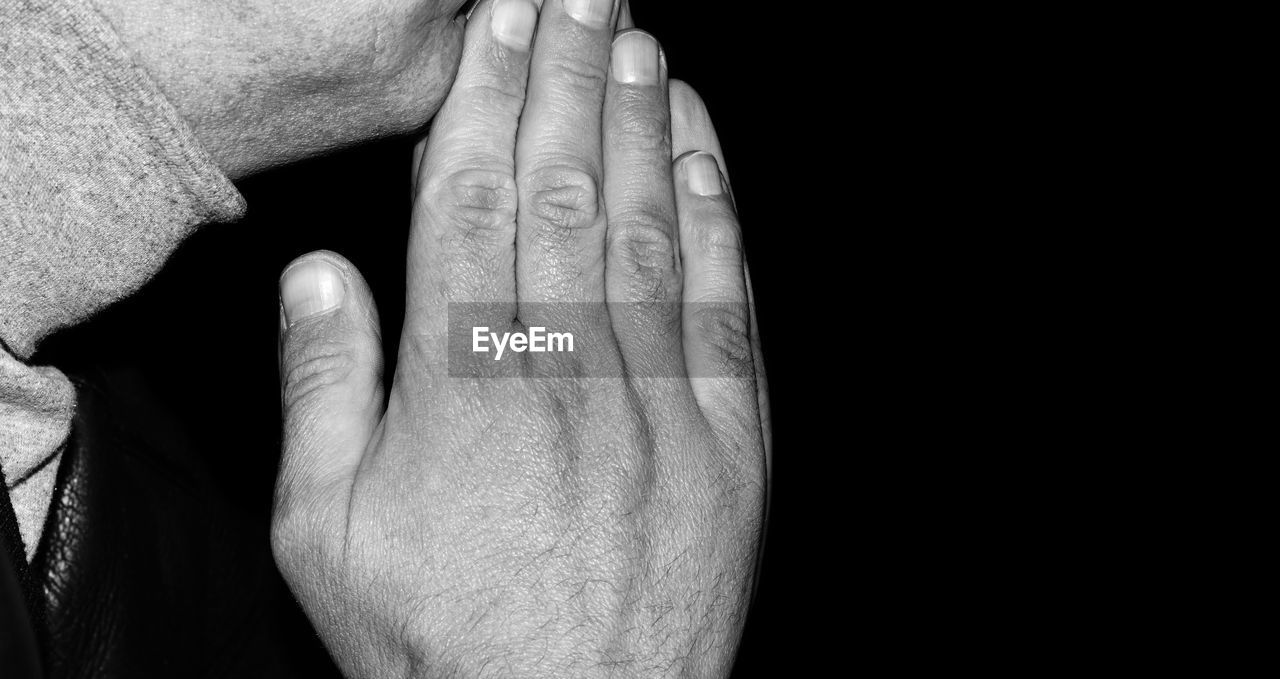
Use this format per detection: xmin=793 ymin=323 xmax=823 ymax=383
xmin=276 ymin=251 xmax=384 ymax=514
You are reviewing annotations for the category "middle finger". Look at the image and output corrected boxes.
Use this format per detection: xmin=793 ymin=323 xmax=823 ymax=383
xmin=515 ymin=0 xmax=620 ymax=311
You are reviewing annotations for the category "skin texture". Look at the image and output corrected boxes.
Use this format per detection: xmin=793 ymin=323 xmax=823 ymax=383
xmin=44 ymin=0 xmax=769 ymax=674
xmin=272 ymin=1 xmax=768 ymax=677
xmin=92 ymin=0 xmax=474 ymax=178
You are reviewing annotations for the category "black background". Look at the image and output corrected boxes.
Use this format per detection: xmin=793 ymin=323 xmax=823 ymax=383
xmin=38 ymin=3 xmax=831 ymax=675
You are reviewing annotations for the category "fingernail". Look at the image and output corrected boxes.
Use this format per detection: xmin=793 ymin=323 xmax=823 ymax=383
xmin=563 ymin=0 xmax=612 ymax=28
xmin=685 ymin=152 xmax=723 ymax=196
xmin=492 ymin=0 xmax=538 ymax=51
xmin=611 ymin=31 xmax=660 ymax=86
xmin=281 ymin=259 xmax=345 ymax=326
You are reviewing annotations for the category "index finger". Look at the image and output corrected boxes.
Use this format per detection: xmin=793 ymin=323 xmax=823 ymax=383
xmin=403 ymin=0 xmax=539 ymax=355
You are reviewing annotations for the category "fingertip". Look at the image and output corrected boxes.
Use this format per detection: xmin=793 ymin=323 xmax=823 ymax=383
xmin=674 ymin=151 xmax=726 ymax=198
xmin=563 ymin=0 xmax=614 ymax=29
xmin=618 ymin=0 xmax=633 ymax=29
xmin=610 ymin=30 xmax=664 ymax=86
xmin=279 ymin=251 xmax=381 ymax=335
xmin=674 ymin=151 xmax=744 ymax=304
xmin=276 ymin=251 xmax=385 ymax=432
xmin=669 ymin=80 xmax=710 ymax=133
xmin=669 ymin=80 xmax=705 ymax=121
xmin=280 ymin=255 xmax=347 ymax=327
xmin=491 ymin=0 xmax=540 ymax=51
xmin=669 ymin=81 xmax=728 ymax=176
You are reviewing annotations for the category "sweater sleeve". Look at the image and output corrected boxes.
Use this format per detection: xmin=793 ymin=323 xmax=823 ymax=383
xmin=0 ymin=0 xmax=246 ymax=559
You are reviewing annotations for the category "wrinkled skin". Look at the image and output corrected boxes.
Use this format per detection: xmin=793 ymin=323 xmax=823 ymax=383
xmin=94 ymin=0 xmax=473 ymax=177
xmin=271 ymin=1 xmax=769 ymax=677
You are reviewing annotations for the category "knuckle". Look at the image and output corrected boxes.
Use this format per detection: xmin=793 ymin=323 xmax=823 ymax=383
xmin=611 ymin=207 xmax=678 ymax=272
xmin=691 ymin=304 xmax=754 ymax=378
xmin=693 ymin=217 xmax=743 ymax=263
xmin=282 ymin=340 xmax=360 ymax=413
xmin=270 ymin=485 xmax=347 ymax=580
xmin=520 ymin=164 xmax=601 ymax=232
xmin=269 ymin=506 xmax=301 ymax=560
xmin=543 ymin=55 xmax=609 ymax=96
xmin=455 ymin=78 xmax=527 ymax=118
xmin=269 ymin=496 xmax=323 ymax=572
xmin=616 ymin=259 xmax=675 ymax=304
xmin=422 ymin=169 xmax=518 ymax=238
xmin=612 ymin=103 xmax=671 ymax=153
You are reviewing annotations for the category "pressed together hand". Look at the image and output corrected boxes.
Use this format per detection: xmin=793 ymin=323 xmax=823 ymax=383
xmin=272 ymin=1 xmax=768 ymax=677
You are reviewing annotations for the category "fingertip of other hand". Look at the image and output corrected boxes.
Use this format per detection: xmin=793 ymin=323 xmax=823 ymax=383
xmin=491 ymin=0 xmax=540 ymax=51
xmin=563 ymin=0 xmax=614 ymax=28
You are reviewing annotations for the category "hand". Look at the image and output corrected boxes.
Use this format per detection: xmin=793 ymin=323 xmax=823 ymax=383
xmin=271 ymin=1 xmax=768 ymax=677
xmin=93 ymin=0 xmax=477 ymax=178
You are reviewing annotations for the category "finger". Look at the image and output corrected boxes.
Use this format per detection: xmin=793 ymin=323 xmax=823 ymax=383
xmin=404 ymin=0 xmax=539 ymax=349
xmin=741 ymin=262 xmax=771 ymax=471
xmin=673 ymin=152 xmax=758 ymax=433
xmin=276 ymin=252 xmax=385 ymax=517
xmin=670 ymin=80 xmax=771 ymax=603
xmin=412 ymin=137 xmax=426 ymax=192
xmin=602 ymin=30 xmax=682 ymax=373
xmin=618 ymin=0 xmax=633 ymax=28
xmin=669 ymin=80 xmax=770 ymax=463
xmin=669 ymin=80 xmax=727 ymax=185
xmin=515 ymin=0 xmax=620 ymax=311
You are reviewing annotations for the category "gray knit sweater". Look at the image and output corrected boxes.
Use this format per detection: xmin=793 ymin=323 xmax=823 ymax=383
xmin=1 ymin=0 xmax=245 ymax=559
